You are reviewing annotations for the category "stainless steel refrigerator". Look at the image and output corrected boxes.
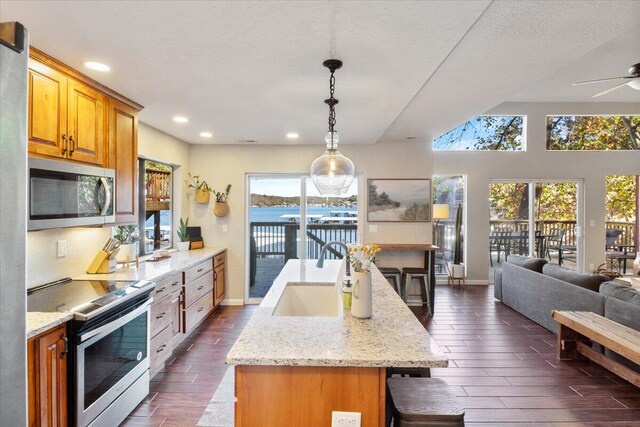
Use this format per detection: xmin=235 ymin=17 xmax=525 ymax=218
xmin=0 ymin=21 xmax=28 ymax=427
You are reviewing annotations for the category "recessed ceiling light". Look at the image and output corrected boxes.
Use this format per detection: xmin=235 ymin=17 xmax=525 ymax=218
xmin=83 ymin=61 xmax=110 ymax=72
xmin=200 ymin=132 xmax=213 ymax=138
xmin=173 ymin=116 xmax=189 ymax=123
xmin=286 ymin=133 xmax=299 ymax=139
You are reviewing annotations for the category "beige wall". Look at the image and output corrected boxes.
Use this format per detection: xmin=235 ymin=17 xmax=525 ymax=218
xmin=433 ymin=102 xmax=640 ymax=282
xmin=188 ymin=141 xmax=434 ymax=302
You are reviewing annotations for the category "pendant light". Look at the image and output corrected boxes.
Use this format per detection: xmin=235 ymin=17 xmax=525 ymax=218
xmin=310 ymin=59 xmax=355 ymax=196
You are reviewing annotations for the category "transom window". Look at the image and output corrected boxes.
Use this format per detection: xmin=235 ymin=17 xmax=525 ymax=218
xmin=433 ymin=115 xmax=525 ymax=151
xmin=546 ymin=115 xmax=640 ymax=151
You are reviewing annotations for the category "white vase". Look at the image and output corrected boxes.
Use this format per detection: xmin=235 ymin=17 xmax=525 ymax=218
xmin=352 ymin=271 xmax=372 ymax=319
xmin=115 ymin=243 xmax=137 ymax=263
xmin=633 ymin=252 xmax=640 ymax=277
xmin=177 ymin=241 xmax=190 ymax=252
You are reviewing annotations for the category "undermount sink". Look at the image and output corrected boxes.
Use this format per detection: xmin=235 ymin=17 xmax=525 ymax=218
xmin=272 ymin=283 xmax=342 ymax=317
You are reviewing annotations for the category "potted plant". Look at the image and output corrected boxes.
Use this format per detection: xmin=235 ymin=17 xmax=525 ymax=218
xmin=177 ymin=217 xmax=190 ymax=251
xmin=213 ymin=184 xmax=232 ymax=217
xmin=187 ymin=173 xmax=212 ymax=204
xmin=113 ymin=225 xmax=139 ymax=263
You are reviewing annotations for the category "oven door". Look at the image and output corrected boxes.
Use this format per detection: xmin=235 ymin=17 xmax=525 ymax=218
xmin=76 ymin=299 xmax=151 ymax=427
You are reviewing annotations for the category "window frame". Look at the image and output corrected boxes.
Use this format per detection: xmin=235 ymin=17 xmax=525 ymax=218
xmin=545 ymin=114 xmax=640 ymax=152
xmin=432 ymin=115 xmax=527 ymax=152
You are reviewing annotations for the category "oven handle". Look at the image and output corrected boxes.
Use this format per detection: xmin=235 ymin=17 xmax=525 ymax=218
xmin=96 ymin=177 xmax=112 ymax=216
xmin=79 ymin=299 xmax=152 ymax=343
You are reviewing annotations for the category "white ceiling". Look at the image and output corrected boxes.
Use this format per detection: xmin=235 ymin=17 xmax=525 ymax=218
xmin=1 ymin=1 xmax=639 ymax=146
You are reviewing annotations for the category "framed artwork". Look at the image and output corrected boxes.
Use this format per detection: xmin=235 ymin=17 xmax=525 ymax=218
xmin=367 ymin=179 xmax=432 ymax=222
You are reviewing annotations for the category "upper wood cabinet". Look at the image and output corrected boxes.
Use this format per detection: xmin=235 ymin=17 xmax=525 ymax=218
xmin=28 ymin=324 xmax=68 ymax=427
xmin=28 ymin=59 xmax=68 ymax=160
xmin=28 ymin=47 xmax=143 ymax=221
xmin=108 ymin=99 xmax=138 ymax=223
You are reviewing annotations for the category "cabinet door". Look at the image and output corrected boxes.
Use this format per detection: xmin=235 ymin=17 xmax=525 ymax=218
xmin=171 ymin=291 xmax=183 ymax=340
xmin=214 ymin=264 xmax=225 ymax=306
xmin=108 ymin=99 xmax=138 ymax=223
xmin=67 ymin=79 xmax=105 ymax=165
xmin=28 ymin=325 xmax=68 ymax=427
xmin=28 ymin=59 xmax=68 ymax=159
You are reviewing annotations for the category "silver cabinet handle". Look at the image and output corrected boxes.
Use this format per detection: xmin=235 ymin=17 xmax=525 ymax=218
xmin=156 ymin=312 xmax=166 ymax=320
xmin=156 ymin=344 xmax=167 ymax=353
xmin=60 ymin=333 xmax=68 ymax=359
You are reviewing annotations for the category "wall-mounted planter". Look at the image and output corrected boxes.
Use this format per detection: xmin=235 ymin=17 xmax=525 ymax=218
xmin=214 ymin=201 xmax=229 ymax=217
xmin=195 ymin=189 xmax=210 ymax=204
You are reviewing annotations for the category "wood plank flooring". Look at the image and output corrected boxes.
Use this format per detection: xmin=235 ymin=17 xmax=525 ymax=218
xmin=122 ymin=286 xmax=640 ymax=426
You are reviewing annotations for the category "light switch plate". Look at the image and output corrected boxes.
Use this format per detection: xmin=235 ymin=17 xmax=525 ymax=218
xmin=331 ymin=411 xmax=361 ymax=427
xmin=590 ymin=220 xmax=595 ymax=228
xmin=222 ymin=224 xmax=228 ymax=233
xmin=369 ymin=224 xmax=378 ymax=233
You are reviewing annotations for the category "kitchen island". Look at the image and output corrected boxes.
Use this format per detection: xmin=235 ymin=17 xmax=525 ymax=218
xmin=226 ymin=259 xmax=447 ymax=427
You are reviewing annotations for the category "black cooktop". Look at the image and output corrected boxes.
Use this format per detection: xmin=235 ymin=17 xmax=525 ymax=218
xmin=27 ymin=278 xmax=154 ymax=320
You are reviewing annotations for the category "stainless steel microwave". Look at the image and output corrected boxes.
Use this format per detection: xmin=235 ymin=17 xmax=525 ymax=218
xmin=28 ymin=158 xmax=115 ymax=230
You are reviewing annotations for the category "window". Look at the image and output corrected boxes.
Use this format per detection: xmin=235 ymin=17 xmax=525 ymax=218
xmin=432 ymin=175 xmax=465 ymax=276
xmin=605 ymin=175 xmax=637 ymax=276
xmin=433 ymin=115 xmax=525 ymax=151
xmin=139 ymin=159 xmax=173 ymax=255
xmin=547 ymin=115 xmax=640 ymax=151
xmin=247 ymin=175 xmax=359 ymax=301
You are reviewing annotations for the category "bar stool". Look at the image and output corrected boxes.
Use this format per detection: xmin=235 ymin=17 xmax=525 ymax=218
xmin=402 ymin=267 xmax=430 ymax=313
xmin=386 ymin=377 xmax=466 ymax=427
xmin=378 ymin=267 xmax=402 ymax=295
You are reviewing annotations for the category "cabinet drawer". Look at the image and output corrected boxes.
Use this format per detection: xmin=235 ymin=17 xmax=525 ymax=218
xmin=184 ymin=270 xmax=213 ymax=308
xmin=183 ymin=259 xmax=212 ymax=284
xmin=213 ymin=252 xmax=226 ymax=268
xmin=185 ymin=290 xmax=214 ymax=334
xmin=150 ymin=324 xmax=173 ymax=373
xmin=150 ymin=295 xmax=172 ymax=338
xmin=152 ymin=273 xmax=181 ymax=300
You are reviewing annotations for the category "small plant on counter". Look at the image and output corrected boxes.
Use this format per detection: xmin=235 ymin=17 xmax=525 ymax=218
xmin=113 ymin=225 xmax=139 ymax=244
xmin=187 ymin=173 xmax=212 ymax=192
xmin=177 ymin=217 xmax=189 ymax=242
xmin=213 ymin=184 xmax=232 ymax=203
xmin=347 ymin=243 xmax=381 ymax=273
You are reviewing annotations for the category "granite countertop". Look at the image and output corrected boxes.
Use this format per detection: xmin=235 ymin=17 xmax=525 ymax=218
xmin=226 ymin=260 xmax=448 ymax=368
xmin=27 ymin=312 xmax=74 ymax=339
xmin=27 ymin=247 xmax=226 ymax=338
xmin=73 ymin=247 xmax=226 ymax=282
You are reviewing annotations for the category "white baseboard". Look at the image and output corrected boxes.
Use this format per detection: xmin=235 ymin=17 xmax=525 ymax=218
xmin=220 ymin=299 xmax=244 ymax=306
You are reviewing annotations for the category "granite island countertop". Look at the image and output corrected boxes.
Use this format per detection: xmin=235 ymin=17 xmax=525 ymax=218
xmin=226 ymin=259 xmax=448 ymax=368
xmin=27 ymin=247 xmax=226 ymax=338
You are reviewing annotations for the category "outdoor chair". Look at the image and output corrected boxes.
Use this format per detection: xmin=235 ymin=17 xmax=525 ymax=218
xmin=489 ymin=230 xmax=511 ymax=266
xmin=545 ymin=228 xmax=566 ymax=265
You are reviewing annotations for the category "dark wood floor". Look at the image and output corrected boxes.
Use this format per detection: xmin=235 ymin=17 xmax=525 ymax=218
xmin=123 ymin=286 xmax=640 ymax=426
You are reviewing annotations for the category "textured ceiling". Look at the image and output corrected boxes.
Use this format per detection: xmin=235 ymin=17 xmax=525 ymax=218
xmin=1 ymin=1 xmax=638 ymax=145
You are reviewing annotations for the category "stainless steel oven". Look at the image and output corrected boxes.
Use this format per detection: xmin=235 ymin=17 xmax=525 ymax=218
xmin=28 ymin=157 xmax=115 ymax=230
xmin=75 ymin=298 xmax=151 ymax=427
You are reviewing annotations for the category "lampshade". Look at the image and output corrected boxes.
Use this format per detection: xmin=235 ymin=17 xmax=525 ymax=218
xmin=310 ymin=141 xmax=355 ymax=195
xmin=433 ymin=204 xmax=450 ymax=220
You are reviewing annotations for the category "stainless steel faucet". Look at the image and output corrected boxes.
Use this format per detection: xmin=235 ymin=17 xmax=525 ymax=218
xmin=316 ymin=241 xmax=351 ymax=276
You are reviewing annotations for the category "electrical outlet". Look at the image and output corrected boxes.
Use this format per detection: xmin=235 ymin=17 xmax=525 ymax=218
xmin=589 ymin=263 xmax=595 ymax=271
xmin=590 ymin=220 xmax=595 ymax=228
xmin=331 ymin=411 xmax=361 ymax=427
xmin=57 ymin=240 xmax=67 ymax=258
xmin=369 ymin=224 xmax=378 ymax=233
xmin=222 ymin=224 xmax=228 ymax=234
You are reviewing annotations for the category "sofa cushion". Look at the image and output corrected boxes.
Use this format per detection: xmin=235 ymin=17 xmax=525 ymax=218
xmin=600 ymin=281 xmax=640 ymax=306
xmin=542 ymin=264 xmax=609 ymax=293
xmin=505 ymin=255 xmax=547 ymax=273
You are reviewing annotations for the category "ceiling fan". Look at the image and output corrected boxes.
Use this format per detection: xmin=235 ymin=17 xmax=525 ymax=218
xmin=572 ymin=63 xmax=640 ymax=98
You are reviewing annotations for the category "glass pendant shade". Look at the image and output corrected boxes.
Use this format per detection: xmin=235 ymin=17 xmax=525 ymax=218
xmin=310 ymin=148 xmax=355 ymax=196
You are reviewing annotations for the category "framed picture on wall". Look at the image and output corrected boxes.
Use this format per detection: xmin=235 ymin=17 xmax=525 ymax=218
xmin=367 ymin=179 xmax=432 ymax=222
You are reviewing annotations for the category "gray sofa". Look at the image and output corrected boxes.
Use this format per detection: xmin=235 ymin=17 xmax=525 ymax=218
xmin=494 ymin=255 xmax=640 ymax=371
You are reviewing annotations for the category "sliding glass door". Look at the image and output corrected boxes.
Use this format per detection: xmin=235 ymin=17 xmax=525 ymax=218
xmin=489 ymin=179 xmax=583 ymax=278
xmin=247 ymin=175 xmax=359 ymax=302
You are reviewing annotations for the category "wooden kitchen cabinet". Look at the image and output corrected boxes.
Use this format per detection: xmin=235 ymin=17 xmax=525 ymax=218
xmin=28 ymin=47 xmax=143 ymax=221
xmin=108 ymin=98 xmax=139 ymax=224
xmin=28 ymin=324 xmax=68 ymax=427
xmin=27 ymin=58 xmax=68 ymax=160
xmin=171 ymin=290 xmax=183 ymax=341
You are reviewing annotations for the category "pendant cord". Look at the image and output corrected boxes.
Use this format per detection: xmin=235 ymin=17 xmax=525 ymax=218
xmin=328 ymin=69 xmax=337 ymax=150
